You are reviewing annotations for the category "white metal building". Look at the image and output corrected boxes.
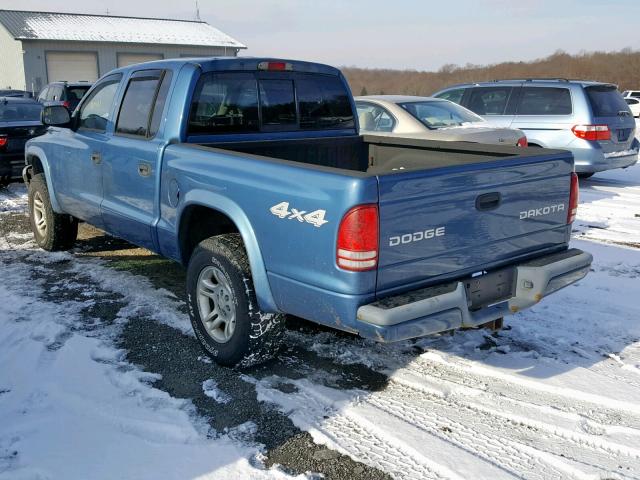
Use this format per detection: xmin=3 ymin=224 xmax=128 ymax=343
xmin=0 ymin=9 xmax=246 ymax=93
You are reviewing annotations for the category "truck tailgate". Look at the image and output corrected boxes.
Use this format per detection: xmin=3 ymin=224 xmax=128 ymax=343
xmin=376 ymin=152 xmax=574 ymax=294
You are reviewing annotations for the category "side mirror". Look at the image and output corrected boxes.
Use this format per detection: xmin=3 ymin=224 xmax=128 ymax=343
xmin=41 ymin=105 xmax=71 ymax=127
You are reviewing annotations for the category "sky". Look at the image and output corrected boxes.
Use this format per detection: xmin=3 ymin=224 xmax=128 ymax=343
xmin=0 ymin=0 xmax=638 ymax=71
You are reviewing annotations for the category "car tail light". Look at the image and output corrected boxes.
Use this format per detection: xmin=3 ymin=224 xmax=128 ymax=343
xmin=516 ymin=136 xmax=528 ymax=147
xmin=571 ymin=124 xmax=611 ymax=141
xmin=337 ymin=205 xmax=379 ymax=271
xmin=567 ymin=173 xmax=579 ymax=224
xmin=62 ymin=100 xmax=70 ymax=109
xmin=0 ymin=134 xmax=7 ymax=150
xmin=257 ymin=61 xmax=292 ymax=71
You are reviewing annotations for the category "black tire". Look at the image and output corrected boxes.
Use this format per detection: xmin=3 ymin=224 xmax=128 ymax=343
xmin=186 ymin=233 xmax=285 ymax=368
xmin=28 ymin=173 xmax=78 ymax=251
xmin=577 ymin=172 xmax=594 ymax=179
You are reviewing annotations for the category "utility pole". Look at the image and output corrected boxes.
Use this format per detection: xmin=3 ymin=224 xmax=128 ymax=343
xmin=195 ymin=1 xmax=201 ymax=21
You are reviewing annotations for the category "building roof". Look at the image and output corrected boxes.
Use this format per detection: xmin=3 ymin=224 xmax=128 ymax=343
xmin=0 ymin=9 xmax=246 ymax=49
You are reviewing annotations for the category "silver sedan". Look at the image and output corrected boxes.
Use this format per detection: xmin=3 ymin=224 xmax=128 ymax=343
xmin=355 ymin=95 xmax=527 ymax=146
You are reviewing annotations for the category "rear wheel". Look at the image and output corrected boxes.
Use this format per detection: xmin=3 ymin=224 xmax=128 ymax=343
xmin=28 ymin=173 xmax=78 ymax=251
xmin=186 ymin=234 xmax=284 ymax=367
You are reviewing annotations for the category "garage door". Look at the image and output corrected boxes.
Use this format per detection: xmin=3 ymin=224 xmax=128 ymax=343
xmin=117 ymin=53 xmax=164 ymax=68
xmin=46 ymin=52 xmax=99 ymax=83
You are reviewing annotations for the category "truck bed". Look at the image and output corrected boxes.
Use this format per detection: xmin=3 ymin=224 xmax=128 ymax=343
xmin=194 ymin=134 xmax=565 ymax=175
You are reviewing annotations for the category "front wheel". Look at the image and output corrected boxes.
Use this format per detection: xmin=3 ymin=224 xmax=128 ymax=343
xmin=28 ymin=173 xmax=78 ymax=251
xmin=186 ymin=234 xmax=285 ymax=367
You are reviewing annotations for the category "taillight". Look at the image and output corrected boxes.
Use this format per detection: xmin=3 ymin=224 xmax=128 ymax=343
xmin=571 ymin=124 xmax=611 ymax=141
xmin=257 ymin=61 xmax=292 ymax=71
xmin=516 ymin=136 xmax=528 ymax=147
xmin=62 ymin=100 xmax=70 ymax=109
xmin=337 ymin=204 xmax=379 ymax=271
xmin=567 ymin=172 xmax=579 ymax=224
xmin=0 ymin=135 xmax=7 ymax=149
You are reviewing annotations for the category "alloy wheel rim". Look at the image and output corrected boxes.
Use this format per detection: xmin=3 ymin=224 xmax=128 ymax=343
xmin=196 ymin=266 xmax=236 ymax=343
xmin=33 ymin=192 xmax=47 ymax=236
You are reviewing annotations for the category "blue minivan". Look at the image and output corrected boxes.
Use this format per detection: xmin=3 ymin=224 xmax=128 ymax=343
xmin=433 ymin=79 xmax=638 ymax=178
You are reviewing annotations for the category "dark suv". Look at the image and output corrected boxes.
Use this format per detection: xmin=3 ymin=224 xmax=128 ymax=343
xmin=37 ymin=82 xmax=92 ymax=111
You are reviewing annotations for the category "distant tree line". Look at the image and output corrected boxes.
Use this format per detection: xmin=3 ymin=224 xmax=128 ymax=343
xmin=343 ymin=48 xmax=640 ymax=97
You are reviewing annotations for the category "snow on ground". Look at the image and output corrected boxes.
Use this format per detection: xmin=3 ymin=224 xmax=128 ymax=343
xmin=0 ymin=183 xmax=27 ymax=213
xmin=1 ymin=161 xmax=639 ymax=480
xmin=575 ymin=162 xmax=640 ymax=246
xmin=0 ymin=212 xmax=298 ymax=479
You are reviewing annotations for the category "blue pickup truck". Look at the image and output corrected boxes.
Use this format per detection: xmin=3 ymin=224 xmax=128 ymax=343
xmin=24 ymin=57 xmax=592 ymax=367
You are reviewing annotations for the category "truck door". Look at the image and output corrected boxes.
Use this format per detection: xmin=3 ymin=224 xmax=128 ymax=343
xmin=51 ymin=74 xmax=123 ymax=228
xmin=100 ymin=69 xmax=173 ymax=251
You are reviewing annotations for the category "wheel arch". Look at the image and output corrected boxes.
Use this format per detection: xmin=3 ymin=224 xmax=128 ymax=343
xmin=177 ymin=192 xmax=278 ymax=313
xmin=24 ymin=146 xmax=63 ymax=213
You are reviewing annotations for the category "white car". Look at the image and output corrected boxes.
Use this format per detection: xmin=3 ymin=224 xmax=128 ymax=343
xmin=622 ymin=90 xmax=640 ymax=99
xmin=355 ymin=95 xmax=527 ymax=146
xmin=625 ymin=97 xmax=640 ymax=117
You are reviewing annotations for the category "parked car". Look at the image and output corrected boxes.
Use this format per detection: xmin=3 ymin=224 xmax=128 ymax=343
xmin=625 ymin=97 xmax=640 ymax=117
xmin=0 ymin=89 xmax=33 ymax=98
xmin=0 ymin=97 xmax=45 ymax=185
xmin=25 ymin=58 xmax=592 ymax=367
xmin=622 ymin=90 xmax=640 ymax=99
xmin=433 ymin=79 xmax=638 ymax=178
xmin=355 ymin=95 xmax=527 ymax=146
xmin=37 ymin=81 xmax=92 ymax=111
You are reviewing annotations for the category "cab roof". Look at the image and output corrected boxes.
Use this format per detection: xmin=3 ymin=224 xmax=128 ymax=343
xmin=110 ymin=57 xmax=342 ymax=77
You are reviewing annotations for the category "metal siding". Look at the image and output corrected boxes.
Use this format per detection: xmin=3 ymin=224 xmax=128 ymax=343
xmin=0 ymin=23 xmax=25 ymax=90
xmin=22 ymin=40 xmax=234 ymax=93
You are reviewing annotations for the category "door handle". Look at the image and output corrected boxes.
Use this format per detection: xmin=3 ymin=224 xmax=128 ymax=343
xmin=138 ymin=162 xmax=151 ymax=177
xmin=476 ymin=192 xmax=502 ymax=211
xmin=90 ymin=152 xmax=101 ymax=165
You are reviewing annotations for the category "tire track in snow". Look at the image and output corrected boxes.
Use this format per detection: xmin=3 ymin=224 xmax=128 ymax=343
xmin=254 ymin=376 xmax=459 ymax=480
xmin=370 ymin=379 xmax=640 ymax=479
xmin=403 ymin=354 xmax=640 ymax=432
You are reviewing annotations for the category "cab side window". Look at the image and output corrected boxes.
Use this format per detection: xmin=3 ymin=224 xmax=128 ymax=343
xmin=116 ymin=70 xmax=172 ymax=138
xmin=78 ymin=75 xmax=122 ymax=132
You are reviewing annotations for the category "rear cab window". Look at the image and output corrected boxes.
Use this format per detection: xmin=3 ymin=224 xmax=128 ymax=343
xmin=516 ymin=87 xmax=572 ymax=115
xmin=585 ymin=85 xmax=631 ymax=117
xmin=187 ymin=72 xmax=354 ymax=136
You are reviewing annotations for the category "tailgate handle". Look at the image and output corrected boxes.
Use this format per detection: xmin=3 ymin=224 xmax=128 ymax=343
xmin=476 ymin=192 xmax=502 ymax=211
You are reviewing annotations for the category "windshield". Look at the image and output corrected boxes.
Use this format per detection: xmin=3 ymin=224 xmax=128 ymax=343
xmin=399 ymin=100 xmax=484 ymax=129
xmin=585 ymin=85 xmax=631 ymax=117
xmin=0 ymin=101 xmax=42 ymax=122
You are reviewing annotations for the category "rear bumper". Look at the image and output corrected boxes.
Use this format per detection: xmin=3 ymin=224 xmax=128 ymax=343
xmin=571 ymin=141 xmax=639 ymax=173
xmin=356 ymin=248 xmax=592 ymax=342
